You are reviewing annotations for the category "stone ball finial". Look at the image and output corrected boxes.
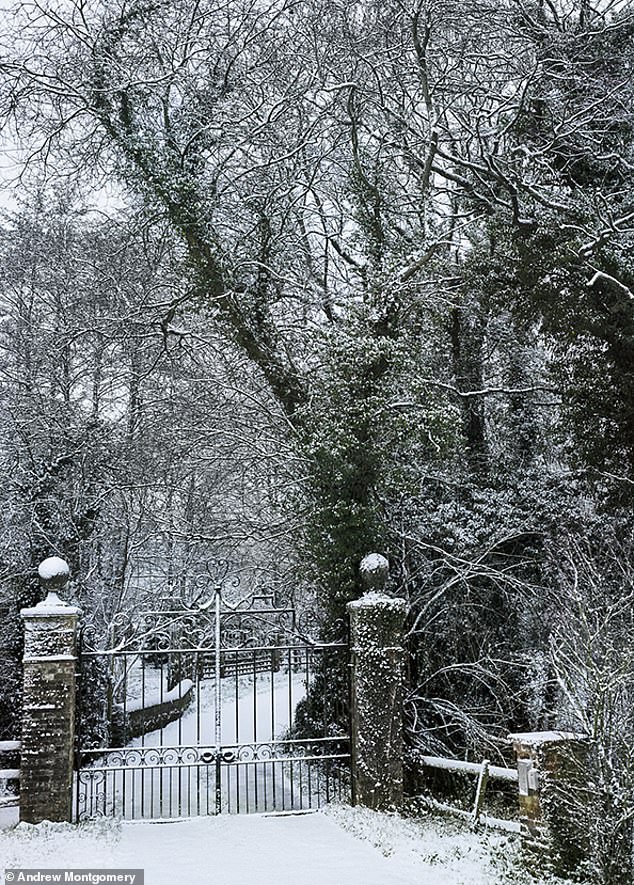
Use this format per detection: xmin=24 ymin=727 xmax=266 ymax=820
xmin=38 ymin=557 xmax=70 ymax=592
xmin=359 ymin=553 xmax=390 ymax=591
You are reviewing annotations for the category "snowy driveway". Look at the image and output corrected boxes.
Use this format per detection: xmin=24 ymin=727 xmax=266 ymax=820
xmin=0 ymin=806 xmax=543 ymax=885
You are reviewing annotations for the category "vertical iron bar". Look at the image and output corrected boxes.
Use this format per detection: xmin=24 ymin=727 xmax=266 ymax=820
xmin=215 ymin=586 xmax=222 ymax=814
xmin=195 ymin=651 xmax=200 ymax=816
xmin=150 ymin=755 xmax=154 ymax=818
xmin=315 ymin=756 xmax=321 ymax=808
xmin=234 ymin=650 xmax=239 ymax=742
xmin=159 ymin=657 xmax=164 ymax=817
xmin=121 ymin=657 xmax=128 ymax=817
xmin=177 ymin=652 xmax=183 ymax=817
xmin=122 ymin=654 xmax=128 ymax=746
xmin=287 ymin=648 xmax=293 ymax=742
xmin=73 ymin=638 xmax=82 ymax=824
xmin=288 ymin=756 xmax=295 ymax=811
xmin=178 ymin=651 xmax=183 ymax=745
xmin=140 ymin=654 xmax=146 ymax=818
xmin=268 ymin=646 xmax=275 ymax=811
xmin=215 ymin=755 xmax=221 ymax=815
xmin=253 ymin=648 xmax=258 ymax=811
xmin=270 ymin=647 xmax=276 ymax=741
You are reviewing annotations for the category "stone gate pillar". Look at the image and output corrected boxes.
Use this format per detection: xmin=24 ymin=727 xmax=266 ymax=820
xmin=510 ymin=730 xmax=590 ymax=876
xmin=20 ymin=557 xmax=80 ymax=823
xmin=347 ymin=554 xmax=407 ymax=811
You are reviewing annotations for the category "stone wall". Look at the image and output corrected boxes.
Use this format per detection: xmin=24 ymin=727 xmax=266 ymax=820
xmin=114 ymin=679 xmax=195 ymax=743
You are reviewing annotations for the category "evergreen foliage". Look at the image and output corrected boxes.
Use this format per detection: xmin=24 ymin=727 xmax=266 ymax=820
xmin=0 ymin=3 xmax=633 ymax=877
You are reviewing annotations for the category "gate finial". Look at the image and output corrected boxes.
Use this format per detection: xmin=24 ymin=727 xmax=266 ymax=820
xmin=359 ymin=553 xmax=389 ymax=592
xmin=38 ymin=557 xmax=71 ymax=605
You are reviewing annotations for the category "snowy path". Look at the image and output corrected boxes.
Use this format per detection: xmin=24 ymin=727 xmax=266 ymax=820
xmin=129 ymin=671 xmax=307 ymax=746
xmin=77 ymin=673 xmax=313 ymax=818
xmin=0 ymin=806 xmax=555 ymax=885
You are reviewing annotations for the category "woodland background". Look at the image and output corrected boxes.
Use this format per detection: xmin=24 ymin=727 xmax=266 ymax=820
xmin=0 ymin=2 xmax=633 ymax=880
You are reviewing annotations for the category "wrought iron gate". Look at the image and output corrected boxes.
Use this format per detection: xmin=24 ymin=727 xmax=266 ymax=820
xmin=75 ymin=584 xmax=350 ymax=820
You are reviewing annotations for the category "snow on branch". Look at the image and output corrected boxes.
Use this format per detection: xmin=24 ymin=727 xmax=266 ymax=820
xmin=388 ymin=380 xmax=558 ymax=402
xmin=587 ymin=270 xmax=634 ymax=300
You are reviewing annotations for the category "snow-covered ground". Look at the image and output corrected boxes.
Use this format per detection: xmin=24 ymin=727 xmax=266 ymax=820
xmin=0 ymin=805 xmax=572 ymax=885
xmin=0 ymin=669 xmax=575 ymax=883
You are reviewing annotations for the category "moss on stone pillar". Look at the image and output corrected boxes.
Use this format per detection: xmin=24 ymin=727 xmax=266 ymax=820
xmin=348 ymin=562 xmax=407 ymax=811
xmin=510 ymin=730 xmax=590 ymax=877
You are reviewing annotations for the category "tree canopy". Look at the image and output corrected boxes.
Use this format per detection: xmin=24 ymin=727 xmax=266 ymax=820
xmin=1 ymin=4 xmax=634 ymax=877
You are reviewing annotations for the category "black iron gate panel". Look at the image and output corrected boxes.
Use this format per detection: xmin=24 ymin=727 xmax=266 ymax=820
xmin=75 ymin=590 xmax=350 ymax=820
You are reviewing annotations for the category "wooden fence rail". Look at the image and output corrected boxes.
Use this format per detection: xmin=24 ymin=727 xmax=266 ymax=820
xmin=417 ymin=753 xmax=522 ymax=830
xmin=419 ymin=754 xmax=519 ymax=782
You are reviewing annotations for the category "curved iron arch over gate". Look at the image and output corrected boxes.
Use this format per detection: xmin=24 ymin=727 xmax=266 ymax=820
xmin=74 ymin=576 xmax=350 ymax=820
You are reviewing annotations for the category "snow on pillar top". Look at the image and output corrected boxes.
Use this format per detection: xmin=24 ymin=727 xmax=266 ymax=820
xmin=38 ymin=556 xmax=70 ymax=589
xmin=35 ymin=557 xmax=75 ymax=613
xmin=21 ymin=558 xmax=79 ymax=618
xmin=21 ymin=558 xmax=80 ymax=659
xmin=359 ymin=553 xmax=390 ymax=591
xmin=349 ymin=556 xmax=406 ymax=650
xmin=508 ymin=731 xmax=588 ymax=746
